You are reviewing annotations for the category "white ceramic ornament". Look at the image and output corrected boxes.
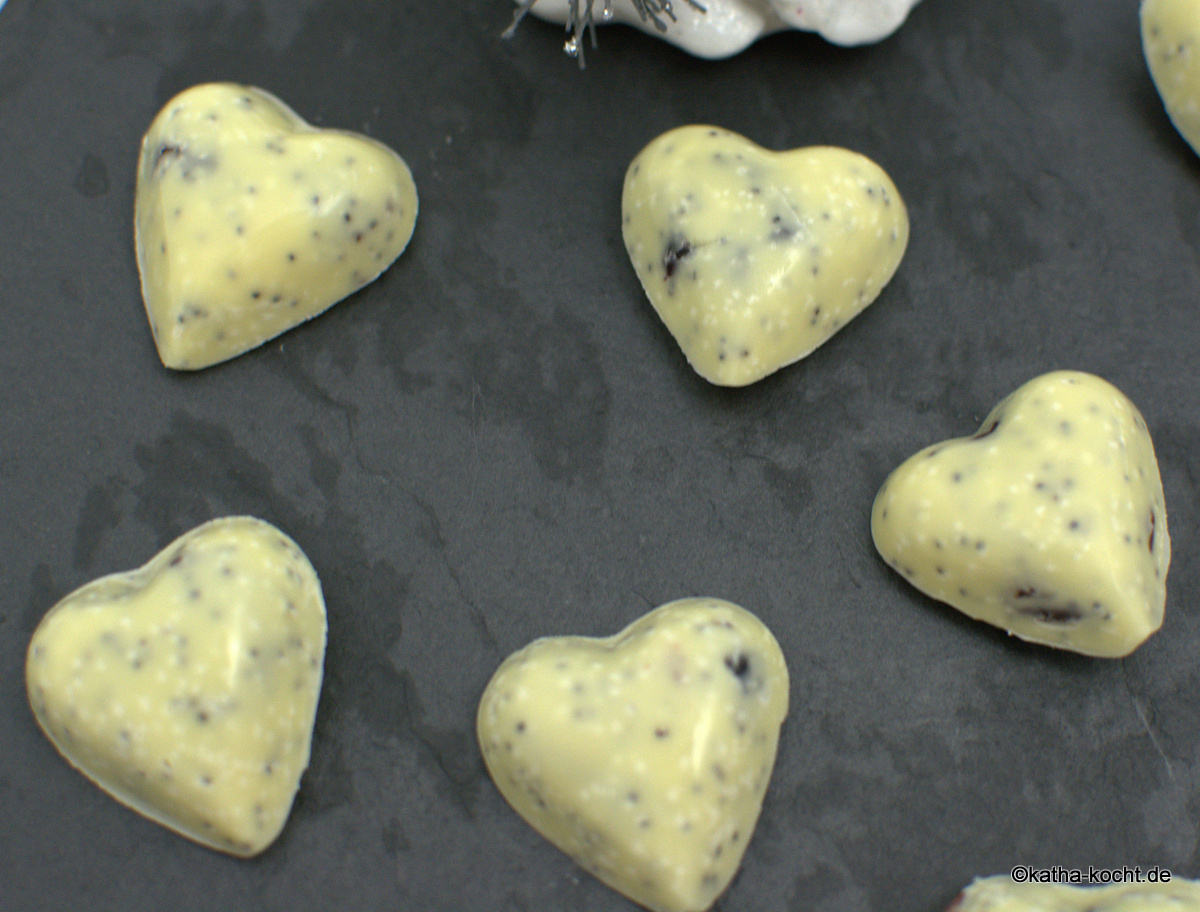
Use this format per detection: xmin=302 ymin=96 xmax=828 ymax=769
xmin=512 ymin=0 xmax=923 ymax=60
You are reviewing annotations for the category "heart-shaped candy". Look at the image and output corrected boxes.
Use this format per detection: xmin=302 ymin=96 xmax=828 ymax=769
xmin=477 ymin=598 xmax=789 ymax=912
xmin=622 ymin=125 xmax=908 ymax=386
xmin=25 ymin=516 xmax=327 ymax=856
xmin=947 ymin=874 xmax=1200 ymax=911
xmin=135 ymin=83 xmax=418 ymax=370
xmin=872 ymin=371 xmax=1170 ymax=658
xmin=1142 ymin=0 xmax=1200 ymax=156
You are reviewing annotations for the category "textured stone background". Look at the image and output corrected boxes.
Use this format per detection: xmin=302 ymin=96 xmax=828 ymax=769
xmin=1 ymin=1 xmax=1198 ymax=910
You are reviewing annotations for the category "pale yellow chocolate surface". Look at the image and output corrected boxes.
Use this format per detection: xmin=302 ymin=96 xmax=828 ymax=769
xmin=621 ymin=125 xmax=908 ymax=386
xmin=25 ymin=516 xmax=327 ymax=856
xmin=872 ymin=371 xmax=1170 ymax=658
xmin=1142 ymin=0 xmax=1200 ymax=156
xmin=477 ymin=597 xmax=789 ymax=912
xmin=951 ymin=875 xmax=1200 ymax=911
xmin=135 ymin=82 xmax=418 ymax=370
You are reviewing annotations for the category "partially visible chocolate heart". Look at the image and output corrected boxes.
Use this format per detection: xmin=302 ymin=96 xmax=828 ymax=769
xmin=1143 ymin=0 xmax=1200 ymax=156
xmin=947 ymin=874 xmax=1200 ymax=911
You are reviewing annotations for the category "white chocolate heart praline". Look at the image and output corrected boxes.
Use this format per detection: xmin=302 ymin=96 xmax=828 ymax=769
xmin=135 ymin=83 xmax=418 ymax=370
xmin=622 ymin=125 xmax=908 ymax=386
xmin=948 ymin=875 xmax=1200 ymax=911
xmin=25 ymin=516 xmax=327 ymax=857
xmin=477 ymin=598 xmax=789 ymax=912
xmin=872 ymin=371 xmax=1170 ymax=658
xmin=519 ymin=0 xmax=923 ymax=59
xmin=1142 ymin=0 xmax=1200 ymax=156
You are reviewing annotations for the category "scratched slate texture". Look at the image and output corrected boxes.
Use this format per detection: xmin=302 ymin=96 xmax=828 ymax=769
xmin=1 ymin=0 xmax=1199 ymax=910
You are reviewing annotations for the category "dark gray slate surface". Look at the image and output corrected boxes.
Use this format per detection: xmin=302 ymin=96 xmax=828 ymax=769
xmin=1 ymin=1 xmax=1198 ymax=910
